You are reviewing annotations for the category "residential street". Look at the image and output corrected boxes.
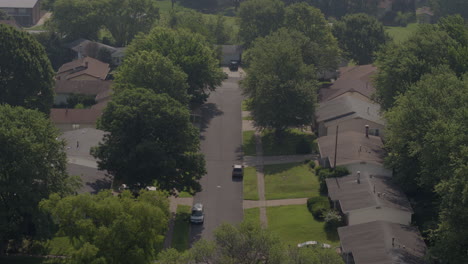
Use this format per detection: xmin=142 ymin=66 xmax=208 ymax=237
xmin=190 ymin=70 xmax=244 ymax=243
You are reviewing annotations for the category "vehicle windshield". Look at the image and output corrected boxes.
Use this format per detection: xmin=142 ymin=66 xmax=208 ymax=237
xmin=192 ymin=210 xmax=203 ymax=217
xmin=233 ymin=168 xmax=242 ymax=172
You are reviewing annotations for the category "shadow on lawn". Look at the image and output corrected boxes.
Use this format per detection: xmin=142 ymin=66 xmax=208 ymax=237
xmin=261 ymin=129 xmax=317 ymax=156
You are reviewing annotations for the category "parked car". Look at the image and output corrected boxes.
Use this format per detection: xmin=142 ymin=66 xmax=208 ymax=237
xmin=229 ymin=60 xmax=239 ymax=71
xmin=190 ymin=203 xmax=204 ymax=224
xmin=232 ymin=164 xmax=244 ymax=178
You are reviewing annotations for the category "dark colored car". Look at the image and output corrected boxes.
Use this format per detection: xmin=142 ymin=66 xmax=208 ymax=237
xmin=232 ymin=164 xmax=244 ymax=178
xmin=229 ymin=60 xmax=239 ymax=71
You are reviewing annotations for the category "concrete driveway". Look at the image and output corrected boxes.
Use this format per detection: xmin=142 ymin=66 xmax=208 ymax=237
xmin=190 ymin=68 xmax=244 ymax=242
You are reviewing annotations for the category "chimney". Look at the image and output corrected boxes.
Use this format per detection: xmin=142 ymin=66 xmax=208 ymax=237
xmin=365 ymin=125 xmax=369 ymax=138
xmin=357 ymin=171 xmax=361 ymax=184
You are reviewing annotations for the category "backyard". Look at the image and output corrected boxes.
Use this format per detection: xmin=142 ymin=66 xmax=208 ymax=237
xmin=385 ymin=23 xmax=418 ymax=43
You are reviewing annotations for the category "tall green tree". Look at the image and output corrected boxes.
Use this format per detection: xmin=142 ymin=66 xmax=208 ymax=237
xmin=430 ymin=0 xmax=468 ymax=20
xmin=238 ymin=0 xmax=285 ymax=47
xmin=40 ymin=190 xmax=170 ymax=264
xmin=374 ymin=19 xmax=468 ymax=109
xmin=33 ymin=31 xmax=75 ymax=70
xmin=158 ymin=221 xmax=344 ymax=263
xmin=242 ymin=29 xmax=317 ymax=136
xmin=0 ymin=105 xmax=78 ymax=253
xmin=284 ymin=2 xmax=341 ymax=72
xmin=103 ymin=0 xmax=159 ymax=46
xmin=0 ymin=25 xmax=55 ymax=114
xmin=332 ymin=13 xmax=388 ymax=65
xmin=92 ymin=88 xmax=205 ymax=194
xmin=114 ymin=50 xmax=190 ymax=105
xmin=127 ymin=27 xmax=225 ymax=106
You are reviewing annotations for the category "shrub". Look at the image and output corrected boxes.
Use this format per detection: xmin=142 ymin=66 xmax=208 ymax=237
xmin=307 ymin=196 xmax=330 ymax=220
xmin=314 ymin=165 xmax=323 ymax=175
xmin=323 ymin=210 xmax=343 ymax=230
xmin=308 ymin=160 xmax=316 ymax=169
xmin=332 ymin=166 xmax=349 ymax=177
xmin=295 ymin=138 xmax=312 ymax=154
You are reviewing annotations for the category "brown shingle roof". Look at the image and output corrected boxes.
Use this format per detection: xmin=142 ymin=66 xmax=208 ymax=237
xmin=50 ymin=104 xmax=107 ymax=125
xmin=57 ymin=57 xmax=110 ymax=80
xmin=55 ymin=80 xmax=112 ymax=95
xmin=317 ymin=131 xmax=385 ymax=166
xmin=320 ymin=65 xmax=377 ymax=102
xmin=326 ymin=164 xmax=413 ymax=213
xmin=338 ymin=221 xmax=427 ymax=264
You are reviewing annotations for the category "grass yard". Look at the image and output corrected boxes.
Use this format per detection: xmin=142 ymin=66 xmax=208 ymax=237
xmin=243 ymin=166 xmax=259 ymax=200
xmin=177 ymin=192 xmax=193 ymax=198
xmin=244 ymin=208 xmax=260 ymax=224
xmin=156 ymin=0 xmax=182 ymax=13
xmin=385 ymin=23 xmax=419 ymax=43
xmin=264 ymin=162 xmax=318 ymax=200
xmin=243 ymin=115 xmax=253 ymax=120
xmin=171 ymin=205 xmax=191 ymax=251
xmin=242 ymin=130 xmax=256 ymax=156
xmin=267 ymin=205 xmax=339 ymax=247
xmin=261 ymin=129 xmax=317 ymax=156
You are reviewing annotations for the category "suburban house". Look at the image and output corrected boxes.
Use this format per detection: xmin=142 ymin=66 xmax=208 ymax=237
xmin=56 ymin=57 xmax=110 ymax=81
xmin=326 ymin=162 xmax=413 ymax=226
xmin=54 ymin=80 xmax=112 ymax=106
xmin=220 ymin=45 xmax=242 ymax=66
xmin=60 ymin=128 xmax=111 ymax=193
xmin=319 ymin=64 xmax=377 ymax=103
xmin=315 ymin=94 xmax=385 ymax=137
xmin=317 ymin=131 xmax=385 ymax=167
xmin=338 ymin=220 xmax=427 ymax=264
xmin=65 ymin=38 xmax=126 ymax=66
xmin=416 ymin=6 xmax=434 ymax=24
xmin=0 ymin=0 xmax=42 ymax=26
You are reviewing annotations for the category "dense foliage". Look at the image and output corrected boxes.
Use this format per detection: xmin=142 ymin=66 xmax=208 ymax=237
xmin=158 ymin=221 xmax=344 ymax=264
xmin=40 ymin=190 xmax=170 ymax=264
xmin=0 ymin=105 xmax=77 ymax=253
xmin=92 ymin=88 xmax=205 ymax=194
xmin=333 ymin=13 xmax=388 ymax=64
xmin=0 ymin=25 xmax=55 ymax=114
xmin=127 ymin=27 xmax=225 ymax=106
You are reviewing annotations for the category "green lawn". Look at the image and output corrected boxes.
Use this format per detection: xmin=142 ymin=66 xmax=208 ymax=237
xmin=243 ymin=166 xmax=259 ymax=200
xmin=171 ymin=205 xmax=191 ymax=251
xmin=243 ymin=115 xmax=253 ymax=120
xmin=261 ymin=129 xmax=317 ymax=156
xmin=267 ymin=205 xmax=339 ymax=247
xmin=156 ymin=0 xmax=182 ymax=13
xmin=244 ymin=208 xmax=260 ymax=224
xmin=178 ymin=192 xmax=193 ymax=198
xmin=385 ymin=23 xmax=419 ymax=43
xmin=242 ymin=99 xmax=251 ymax=111
xmin=264 ymin=162 xmax=318 ymax=200
xmin=243 ymin=130 xmax=256 ymax=156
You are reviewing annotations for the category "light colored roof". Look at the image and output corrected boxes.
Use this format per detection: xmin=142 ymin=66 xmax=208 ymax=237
xmin=0 ymin=0 xmax=39 ymax=8
xmin=55 ymin=80 xmax=112 ymax=95
xmin=416 ymin=6 xmax=434 ymax=16
xmin=221 ymin=45 xmax=242 ymax=55
xmin=326 ymin=164 xmax=413 ymax=213
xmin=320 ymin=64 xmax=377 ymax=102
xmin=57 ymin=57 xmax=110 ymax=80
xmin=338 ymin=221 xmax=427 ymax=264
xmin=316 ymin=94 xmax=384 ymax=126
xmin=317 ymin=131 xmax=385 ymax=166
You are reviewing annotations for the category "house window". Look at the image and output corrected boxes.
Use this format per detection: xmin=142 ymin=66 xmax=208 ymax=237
xmin=18 ymin=8 xmax=27 ymax=15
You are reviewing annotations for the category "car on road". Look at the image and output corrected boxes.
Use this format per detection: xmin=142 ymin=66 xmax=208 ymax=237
xmin=229 ymin=60 xmax=239 ymax=71
xmin=190 ymin=203 xmax=204 ymax=224
xmin=232 ymin=164 xmax=244 ymax=178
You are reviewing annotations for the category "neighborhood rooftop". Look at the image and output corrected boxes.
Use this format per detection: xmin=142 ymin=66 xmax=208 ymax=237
xmin=338 ymin=220 xmax=427 ymax=264
xmin=55 ymin=80 xmax=112 ymax=95
xmin=57 ymin=57 xmax=110 ymax=80
xmin=0 ymin=0 xmax=39 ymax=8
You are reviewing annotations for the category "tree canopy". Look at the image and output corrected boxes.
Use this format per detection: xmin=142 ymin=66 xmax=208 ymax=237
xmin=127 ymin=27 xmax=225 ymax=106
xmin=430 ymin=0 xmax=468 ymax=20
xmin=158 ymin=221 xmax=344 ymax=264
xmin=0 ymin=105 xmax=77 ymax=252
xmin=0 ymin=24 xmax=55 ymax=114
xmin=333 ymin=13 xmax=388 ymax=65
xmin=242 ymin=29 xmax=318 ymax=134
xmin=384 ymin=68 xmax=468 ymax=262
xmin=114 ymin=50 xmax=190 ymax=105
xmin=374 ymin=17 xmax=468 ymax=109
xmin=92 ymin=88 xmax=205 ymax=194
xmin=40 ymin=190 xmax=170 ymax=264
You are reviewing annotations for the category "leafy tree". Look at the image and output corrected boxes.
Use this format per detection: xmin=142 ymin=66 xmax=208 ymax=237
xmin=332 ymin=13 xmax=388 ymax=65
xmin=50 ymin=0 xmax=104 ymax=41
xmin=158 ymin=221 xmax=344 ymax=263
xmin=92 ymin=88 xmax=205 ymax=194
xmin=0 ymin=105 xmax=78 ymax=253
xmin=127 ymin=27 xmax=225 ymax=106
xmin=430 ymin=0 xmax=468 ymax=20
xmin=284 ymin=2 xmax=341 ymax=72
xmin=33 ymin=31 xmax=75 ymax=70
xmin=103 ymin=0 xmax=159 ymax=46
xmin=0 ymin=9 xmax=10 ymax=19
xmin=40 ymin=190 xmax=170 ymax=264
xmin=114 ymin=50 xmax=190 ymax=104
xmin=238 ymin=0 xmax=285 ymax=47
xmin=374 ymin=19 xmax=468 ymax=109
xmin=0 ymin=25 xmax=55 ymax=114
xmin=97 ymin=47 xmax=113 ymax=64
xmin=242 ymin=29 xmax=317 ymax=136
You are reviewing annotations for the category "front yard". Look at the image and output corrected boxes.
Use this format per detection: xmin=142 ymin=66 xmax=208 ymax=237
xmin=264 ymin=162 xmax=318 ymax=200
xmin=171 ymin=205 xmax=191 ymax=251
xmin=243 ymin=166 xmax=259 ymax=200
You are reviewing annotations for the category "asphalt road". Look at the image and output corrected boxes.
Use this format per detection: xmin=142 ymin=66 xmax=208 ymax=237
xmin=190 ymin=73 xmax=244 ymax=243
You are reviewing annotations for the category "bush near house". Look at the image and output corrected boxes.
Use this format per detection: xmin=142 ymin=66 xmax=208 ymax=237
xmin=314 ymin=166 xmax=349 ymax=194
xmin=307 ymin=196 xmax=330 ymax=220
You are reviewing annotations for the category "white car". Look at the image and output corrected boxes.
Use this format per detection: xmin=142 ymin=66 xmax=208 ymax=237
xmin=190 ymin=203 xmax=204 ymax=224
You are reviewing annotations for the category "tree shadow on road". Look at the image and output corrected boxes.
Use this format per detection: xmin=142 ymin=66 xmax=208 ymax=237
xmin=198 ymin=103 xmax=224 ymax=140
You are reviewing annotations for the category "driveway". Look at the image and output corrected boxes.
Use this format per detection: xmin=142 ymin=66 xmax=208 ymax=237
xmin=190 ymin=69 xmax=244 ymax=242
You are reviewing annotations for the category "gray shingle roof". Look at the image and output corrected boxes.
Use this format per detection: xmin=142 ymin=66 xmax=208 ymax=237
xmin=0 ymin=0 xmax=38 ymax=8
xmin=338 ymin=220 xmax=427 ymax=264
